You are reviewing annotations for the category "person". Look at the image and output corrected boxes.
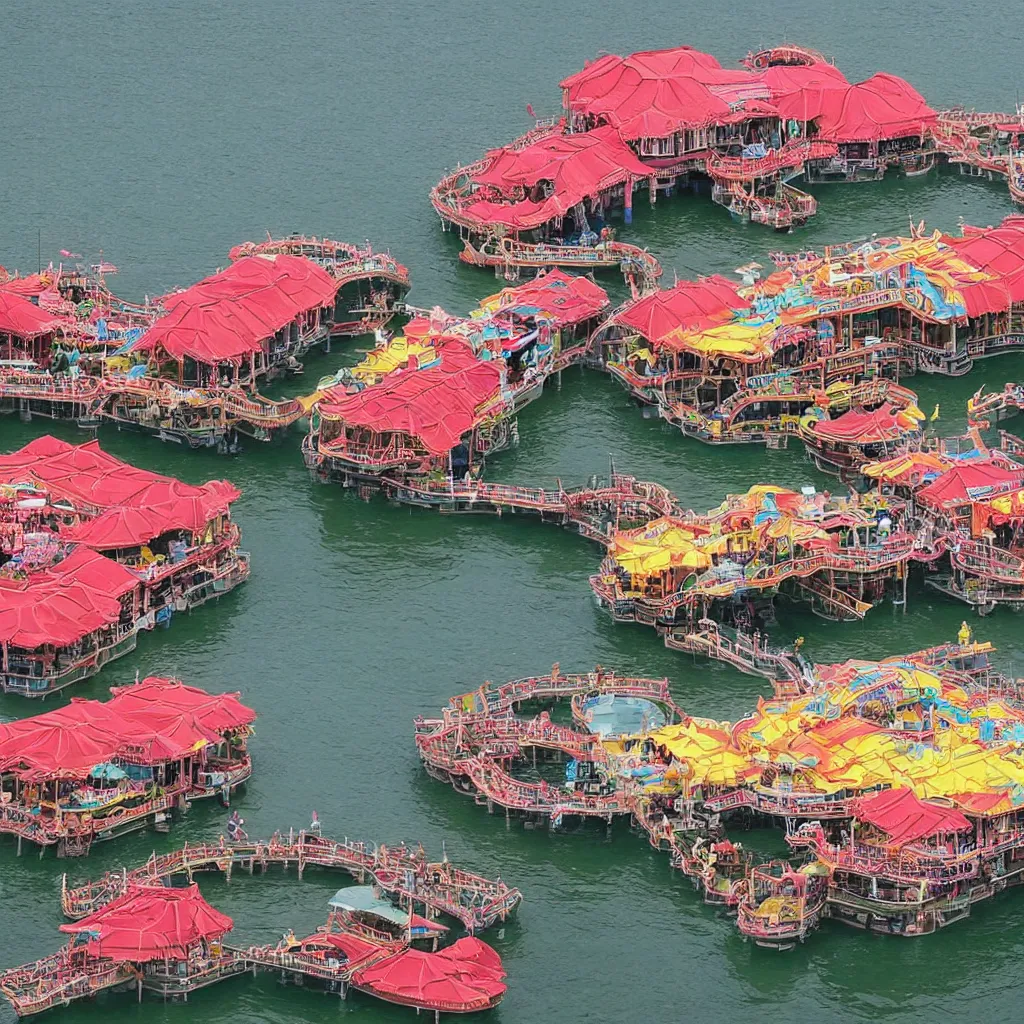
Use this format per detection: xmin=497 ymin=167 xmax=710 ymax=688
xmin=958 ymin=621 xmax=972 ymax=648
xmin=794 ymin=636 xmax=805 ymax=654
xmin=227 ymin=810 xmax=247 ymax=842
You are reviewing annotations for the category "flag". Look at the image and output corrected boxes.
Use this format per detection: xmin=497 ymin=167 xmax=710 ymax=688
xmin=526 ymin=103 xmax=535 ymax=119
xmin=930 ymin=403 xmax=940 ymax=422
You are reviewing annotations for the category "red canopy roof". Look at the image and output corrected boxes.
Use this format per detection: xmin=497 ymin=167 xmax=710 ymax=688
xmin=949 ymin=219 xmax=1024 ymax=316
xmin=490 ymin=269 xmax=609 ymax=327
xmin=612 ymin=276 xmax=747 ymax=346
xmin=0 ymin=437 xmax=239 ymax=520
xmin=562 ymin=47 xmax=853 ymax=139
xmin=0 ymin=290 xmax=61 ymax=338
xmin=811 ymin=74 xmax=936 ymax=143
xmin=915 ymin=459 xmax=1024 ymax=507
xmin=853 ymin=787 xmax=971 ymax=845
xmin=108 ymin=676 xmax=256 ymax=733
xmin=0 ymin=548 xmax=138 ymax=649
xmin=60 ymin=884 xmax=232 ymax=961
xmin=0 ymin=677 xmax=254 ymax=780
xmin=136 ymin=254 xmax=338 ymax=365
xmin=810 ymin=405 xmax=916 ymax=444
xmin=465 ymin=126 xmax=650 ymax=230
xmin=319 ymin=343 xmax=504 ymax=454
xmin=352 ymin=937 xmax=506 ymax=1013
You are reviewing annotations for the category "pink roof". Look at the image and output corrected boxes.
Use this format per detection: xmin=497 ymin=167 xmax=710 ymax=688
xmin=809 ymin=405 xmax=916 ymax=444
xmin=915 ymin=459 xmax=1024 ymax=507
xmin=949 ymin=219 xmax=1024 ymax=316
xmin=108 ymin=676 xmax=256 ymax=733
xmin=561 ymin=47 xmax=731 ymax=95
xmin=0 ymin=272 xmax=53 ymax=299
xmin=491 ymin=268 xmax=609 ymax=326
xmin=612 ymin=276 xmax=747 ymax=346
xmin=0 ymin=290 xmax=60 ymax=338
xmin=0 ymin=437 xmax=239 ymax=517
xmin=352 ymin=937 xmax=506 ymax=1013
xmin=136 ymin=254 xmax=338 ymax=365
xmin=0 ymin=548 xmax=138 ymax=649
xmin=319 ymin=343 xmax=504 ymax=454
xmin=0 ymin=677 xmax=254 ymax=780
xmin=561 ymin=47 xmax=850 ymax=139
xmin=467 ymin=126 xmax=650 ymax=230
xmin=60 ymin=884 xmax=233 ymax=961
xmin=853 ymin=787 xmax=971 ymax=845
xmin=812 ymin=74 xmax=936 ymax=143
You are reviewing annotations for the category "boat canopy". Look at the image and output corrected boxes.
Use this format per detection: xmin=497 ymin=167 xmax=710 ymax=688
xmin=852 ymin=787 xmax=971 ymax=845
xmin=59 ymin=884 xmax=232 ymax=961
xmin=136 ymin=254 xmax=338 ymax=365
xmin=318 ymin=343 xmax=505 ymax=454
xmin=0 ymin=676 xmax=255 ymax=781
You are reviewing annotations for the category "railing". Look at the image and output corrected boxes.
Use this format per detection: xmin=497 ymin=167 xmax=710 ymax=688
xmin=63 ymin=829 xmax=521 ymax=931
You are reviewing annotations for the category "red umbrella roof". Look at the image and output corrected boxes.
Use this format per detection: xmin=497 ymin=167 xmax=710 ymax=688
xmin=612 ymin=276 xmax=747 ymax=346
xmin=490 ymin=268 xmax=609 ymax=327
xmin=809 ymin=405 xmax=917 ymax=444
xmin=108 ymin=676 xmax=256 ymax=733
xmin=949 ymin=219 xmax=1024 ymax=317
xmin=811 ymin=73 xmax=936 ymax=143
xmin=319 ymin=343 xmax=504 ymax=454
xmin=915 ymin=460 xmax=1024 ymax=507
xmin=352 ymin=939 xmax=506 ymax=1013
xmin=0 ymin=548 xmax=138 ymax=649
xmin=0 ymin=436 xmax=239 ymax=518
xmin=0 ymin=290 xmax=61 ymax=338
xmin=60 ymin=884 xmax=232 ymax=961
xmin=853 ymin=787 xmax=971 ymax=845
xmin=136 ymin=254 xmax=338 ymax=365
xmin=0 ymin=677 xmax=252 ymax=781
xmin=467 ymin=126 xmax=650 ymax=230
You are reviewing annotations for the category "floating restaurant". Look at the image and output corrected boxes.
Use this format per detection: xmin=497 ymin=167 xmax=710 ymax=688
xmin=0 ymin=676 xmax=254 ymax=856
xmin=416 ymin=635 xmax=1024 ymax=947
xmin=0 ymin=831 xmax=514 ymax=1018
xmin=0 ymin=240 xmax=408 ymax=450
xmin=432 ymin=42 xmax=1024 ymax=277
xmin=0 ymin=436 xmax=248 ymax=694
xmin=595 ymin=217 xmax=1024 ymax=446
xmin=303 ymin=268 xmax=609 ymax=488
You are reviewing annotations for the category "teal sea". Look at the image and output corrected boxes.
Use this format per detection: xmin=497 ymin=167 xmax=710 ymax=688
xmin=2 ymin=2 xmax=1024 ymax=1022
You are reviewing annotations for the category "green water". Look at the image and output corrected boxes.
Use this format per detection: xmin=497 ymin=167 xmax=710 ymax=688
xmin=3 ymin=2 xmax=1024 ymax=1021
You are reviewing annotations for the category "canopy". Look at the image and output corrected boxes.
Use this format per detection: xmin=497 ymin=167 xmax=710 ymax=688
xmin=64 ymin=490 xmax=236 ymax=550
xmin=327 ymin=886 xmax=446 ymax=932
xmin=465 ymin=126 xmax=649 ymax=230
xmin=949 ymin=220 xmax=1024 ymax=316
xmin=0 ymin=548 xmax=138 ymax=648
xmin=478 ymin=269 xmax=609 ymax=327
xmin=811 ymin=73 xmax=936 ymax=143
xmin=59 ymin=884 xmax=232 ymax=961
xmin=318 ymin=343 xmax=504 ymax=454
xmin=860 ymin=450 xmax=955 ymax=485
xmin=0 ymin=291 xmax=61 ymax=339
xmin=612 ymin=516 xmax=710 ymax=576
xmin=108 ymin=676 xmax=256 ymax=733
xmin=915 ymin=460 xmax=1024 ymax=507
xmin=0 ymin=676 xmax=248 ymax=780
xmin=136 ymin=254 xmax=337 ymax=365
xmin=613 ymin=277 xmax=747 ymax=347
xmin=352 ymin=938 xmax=506 ymax=1013
xmin=0 ymin=436 xmax=239 ymax=519
xmin=852 ymin=787 xmax=971 ymax=844
xmin=809 ymin=405 xmax=922 ymax=444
